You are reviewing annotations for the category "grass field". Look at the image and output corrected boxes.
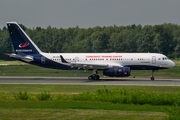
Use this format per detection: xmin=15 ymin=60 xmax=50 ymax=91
xmin=0 ymin=103 xmax=169 ymax=120
xmin=1 ymin=84 xmax=180 ymax=93
xmin=0 ymin=84 xmax=180 ymax=119
xmin=0 ymin=60 xmax=28 ymax=65
xmin=0 ymin=109 xmax=167 ymax=120
xmin=0 ymin=102 xmax=168 ymax=120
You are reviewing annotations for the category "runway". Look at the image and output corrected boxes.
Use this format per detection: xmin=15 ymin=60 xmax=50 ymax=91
xmin=0 ymin=77 xmax=180 ymax=86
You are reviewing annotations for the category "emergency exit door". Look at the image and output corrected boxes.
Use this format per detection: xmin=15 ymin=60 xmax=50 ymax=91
xmin=41 ymin=57 xmax=45 ymax=64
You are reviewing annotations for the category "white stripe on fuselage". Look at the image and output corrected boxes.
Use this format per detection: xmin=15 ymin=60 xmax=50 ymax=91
xmin=41 ymin=53 xmax=174 ymax=69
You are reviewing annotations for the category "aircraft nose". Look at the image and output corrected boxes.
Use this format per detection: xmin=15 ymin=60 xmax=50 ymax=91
xmin=171 ymin=60 xmax=175 ymax=68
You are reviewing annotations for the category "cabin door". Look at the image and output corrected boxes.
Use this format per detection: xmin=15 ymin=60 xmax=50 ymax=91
xmin=152 ymin=56 xmax=156 ymax=64
xmin=75 ymin=57 xmax=79 ymax=62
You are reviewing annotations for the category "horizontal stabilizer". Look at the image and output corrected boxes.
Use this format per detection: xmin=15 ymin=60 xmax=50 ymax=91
xmin=5 ymin=53 xmax=33 ymax=62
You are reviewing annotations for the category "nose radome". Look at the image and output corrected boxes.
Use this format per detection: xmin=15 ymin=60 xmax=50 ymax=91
xmin=171 ymin=61 xmax=175 ymax=68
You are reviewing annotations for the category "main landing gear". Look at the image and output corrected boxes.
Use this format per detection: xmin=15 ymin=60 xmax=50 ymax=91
xmin=88 ymin=69 xmax=100 ymax=80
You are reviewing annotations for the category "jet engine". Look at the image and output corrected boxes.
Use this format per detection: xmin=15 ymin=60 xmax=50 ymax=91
xmin=103 ymin=67 xmax=130 ymax=77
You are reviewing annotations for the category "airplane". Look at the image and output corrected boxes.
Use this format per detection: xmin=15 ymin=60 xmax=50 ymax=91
xmin=5 ymin=22 xmax=175 ymax=80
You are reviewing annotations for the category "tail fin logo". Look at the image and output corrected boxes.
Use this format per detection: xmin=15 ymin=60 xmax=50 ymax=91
xmin=19 ymin=42 xmax=29 ymax=48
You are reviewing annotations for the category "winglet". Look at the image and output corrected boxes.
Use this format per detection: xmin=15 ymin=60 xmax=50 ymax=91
xmin=60 ymin=55 xmax=68 ymax=63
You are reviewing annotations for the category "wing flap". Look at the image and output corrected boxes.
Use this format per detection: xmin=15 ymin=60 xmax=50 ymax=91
xmin=70 ymin=62 xmax=108 ymax=69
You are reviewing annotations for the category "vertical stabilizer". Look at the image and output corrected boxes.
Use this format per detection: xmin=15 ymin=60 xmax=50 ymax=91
xmin=7 ymin=22 xmax=42 ymax=54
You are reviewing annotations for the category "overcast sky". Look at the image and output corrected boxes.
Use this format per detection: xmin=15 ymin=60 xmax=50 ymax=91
xmin=1 ymin=0 xmax=180 ymax=29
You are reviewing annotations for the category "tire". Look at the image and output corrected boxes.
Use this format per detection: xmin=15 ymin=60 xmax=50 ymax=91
xmin=97 ymin=75 xmax=100 ymax=80
xmin=88 ymin=76 xmax=93 ymax=80
xmin=94 ymin=75 xmax=100 ymax=80
xmin=151 ymin=77 xmax=154 ymax=81
xmin=94 ymin=76 xmax=98 ymax=80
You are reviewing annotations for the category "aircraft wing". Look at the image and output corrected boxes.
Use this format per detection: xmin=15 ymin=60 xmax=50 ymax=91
xmin=70 ymin=62 xmax=108 ymax=69
xmin=60 ymin=55 xmax=121 ymax=69
xmin=5 ymin=53 xmax=33 ymax=62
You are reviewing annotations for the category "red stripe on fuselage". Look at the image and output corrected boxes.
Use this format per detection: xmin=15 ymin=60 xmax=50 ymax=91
xmin=86 ymin=55 xmax=122 ymax=58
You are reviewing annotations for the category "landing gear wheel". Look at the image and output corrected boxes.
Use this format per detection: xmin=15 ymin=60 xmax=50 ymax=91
xmin=94 ymin=75 xmax=100 ymax=80
xmin=151 ymin=70 xmax=156 ymax=81
xmin=97 ymin=75 xmax=100 ymax=80
xmin=88 ymin=76 xmax=93 ymax=80
xmin=88 ymin=69 xmax=100 ymax=80
xmin=88 ymin=75 xmax=100 ymax=80
xmin=151 ymin=77 xmax=154 ymax=81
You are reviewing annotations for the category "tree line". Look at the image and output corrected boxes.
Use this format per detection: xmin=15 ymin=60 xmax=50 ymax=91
xmin=0 ymin=23 xmax=180 ymax=60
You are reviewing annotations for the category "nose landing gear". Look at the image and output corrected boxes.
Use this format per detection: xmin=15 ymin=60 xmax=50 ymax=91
xmin=151 ymin=76 xmax=154 ymax=80
xmin=151 ymin=70 xmax=157 ymax=81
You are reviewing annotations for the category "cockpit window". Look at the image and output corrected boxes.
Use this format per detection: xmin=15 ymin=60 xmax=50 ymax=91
xmin=162 ymin=57 xmax=169 ymax=60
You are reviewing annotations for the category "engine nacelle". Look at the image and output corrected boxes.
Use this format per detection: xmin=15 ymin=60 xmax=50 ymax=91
xmin=103 ymin=67 xmax=130 ymax=77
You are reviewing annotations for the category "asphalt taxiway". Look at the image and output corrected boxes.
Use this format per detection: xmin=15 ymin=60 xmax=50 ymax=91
xmin=0 ymin=77 xmax=180 ymax=86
